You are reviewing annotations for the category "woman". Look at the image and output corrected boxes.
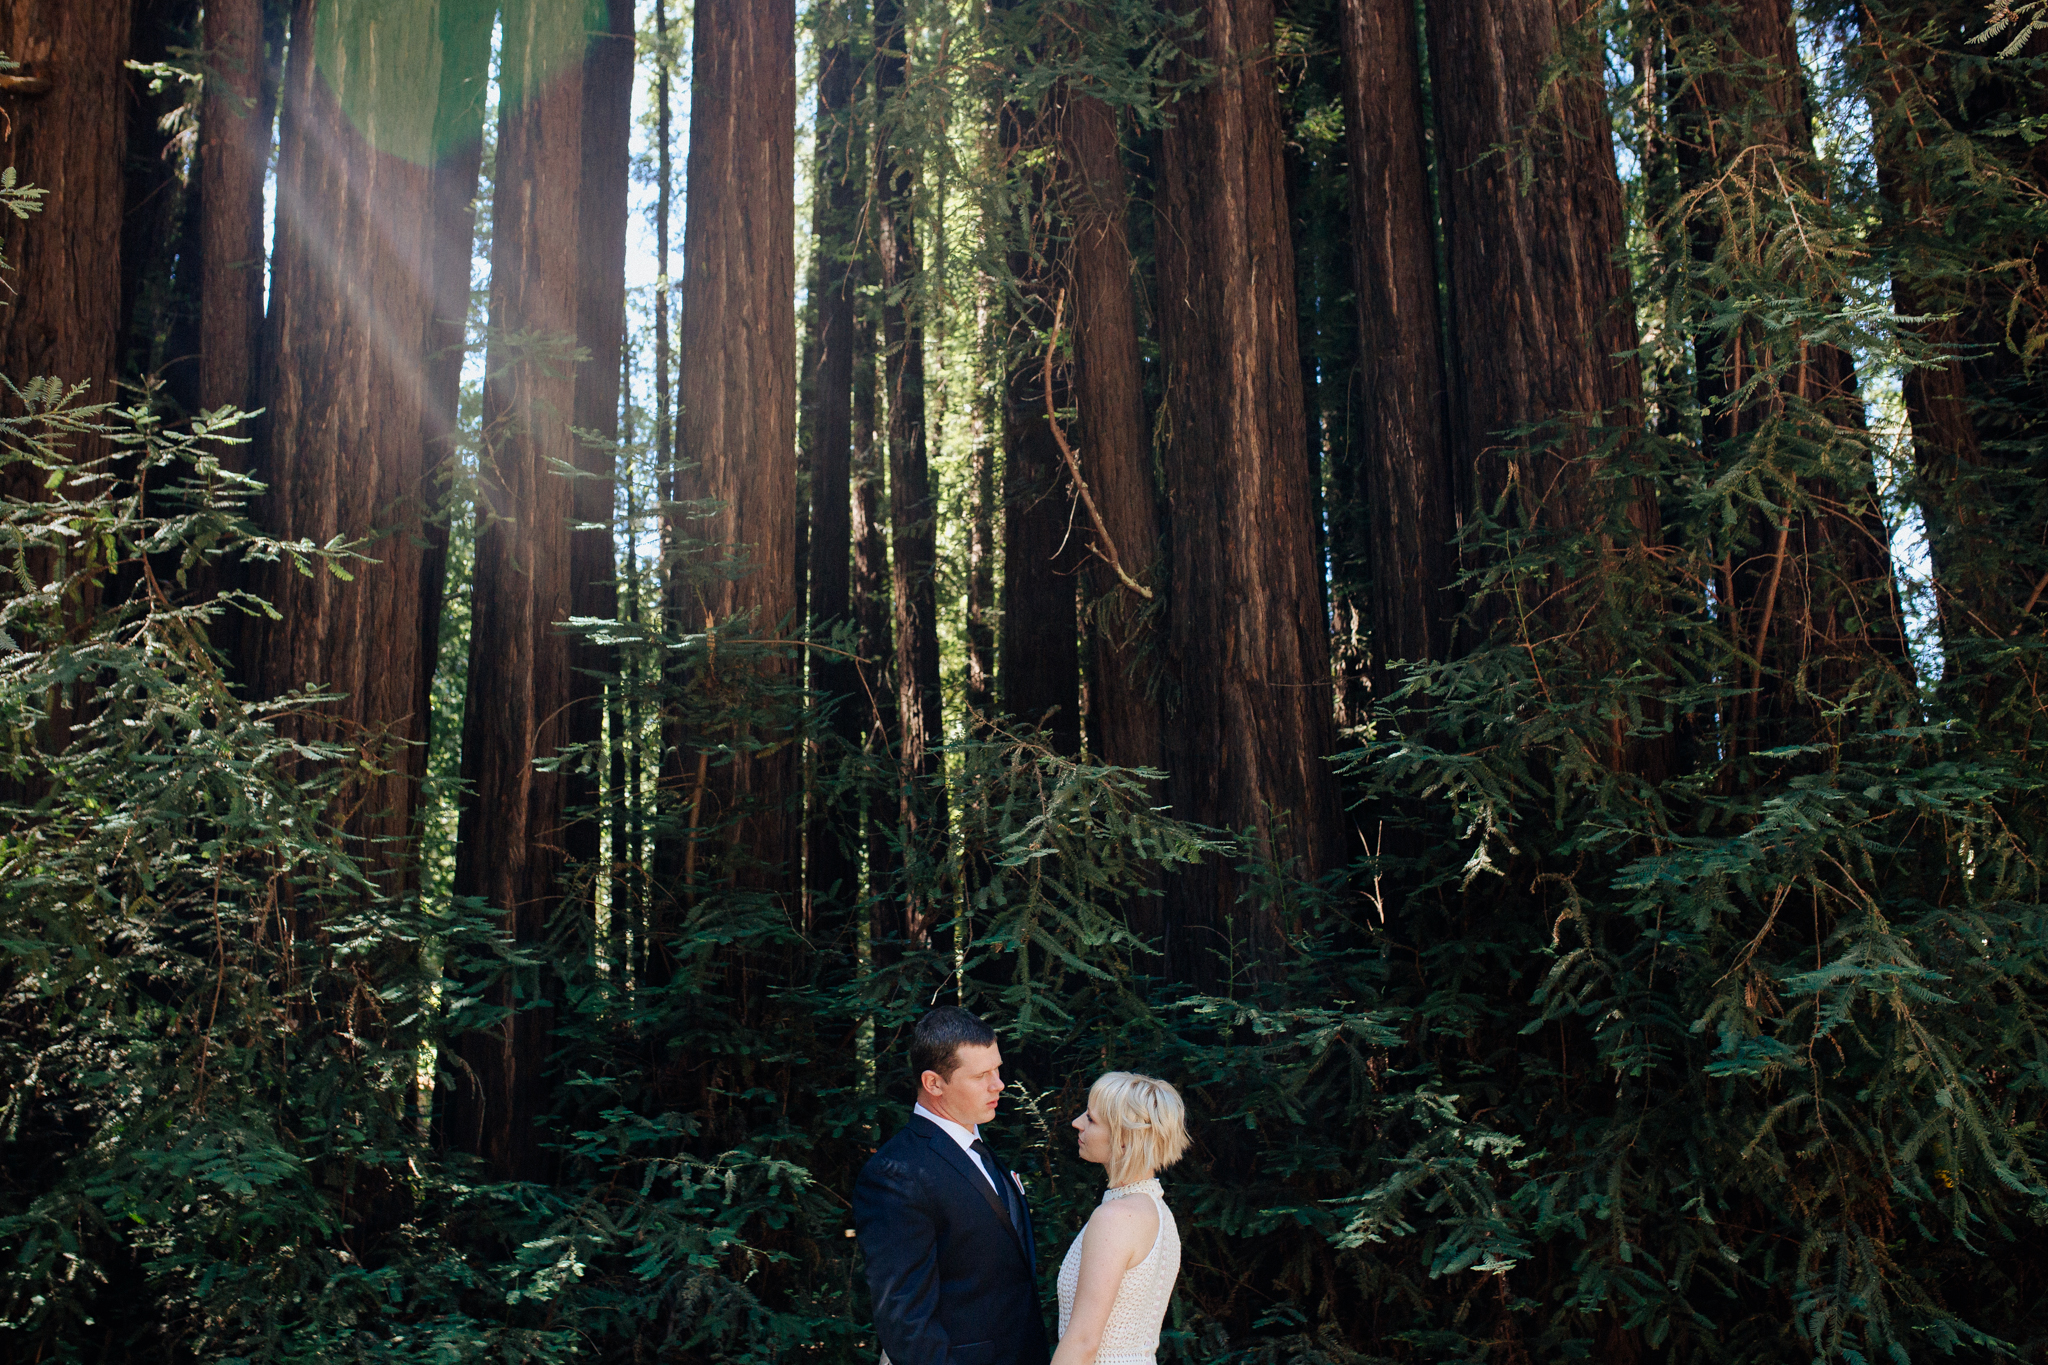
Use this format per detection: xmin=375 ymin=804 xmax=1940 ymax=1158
xmin=1053 ymin=1072 xmax=1190 ymax=1365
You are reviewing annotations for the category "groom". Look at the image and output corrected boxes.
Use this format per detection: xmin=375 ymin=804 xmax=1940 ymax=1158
xmin=854 ymin=1007 xmax=1050 ymax=1365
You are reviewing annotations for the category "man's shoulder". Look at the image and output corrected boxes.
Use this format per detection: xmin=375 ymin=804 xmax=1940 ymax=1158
xmin=861 ymin=1117 xmax=937 ymax=1175
xmin=854 ymin=1123 xmax=944 ymax=1222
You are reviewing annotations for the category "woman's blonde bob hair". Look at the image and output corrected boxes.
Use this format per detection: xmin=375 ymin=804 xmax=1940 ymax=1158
xmin=1087 ymin=1072 xmax=1190 ymax=1188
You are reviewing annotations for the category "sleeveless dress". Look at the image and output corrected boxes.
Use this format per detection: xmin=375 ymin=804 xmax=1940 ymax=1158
xmin=1055 ymin=1178 xmax=1180 ymax=1365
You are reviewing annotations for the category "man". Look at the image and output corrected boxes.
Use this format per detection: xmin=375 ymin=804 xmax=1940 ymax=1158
xmin=854 ymin=1007 xmax=1050 ymax=1365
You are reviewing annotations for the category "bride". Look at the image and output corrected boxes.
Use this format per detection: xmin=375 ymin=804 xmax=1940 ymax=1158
xmin=1053 ymin=1073 xmax=1189 ymax=1365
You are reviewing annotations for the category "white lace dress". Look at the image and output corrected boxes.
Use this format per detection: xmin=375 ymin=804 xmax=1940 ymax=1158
xmin=1055 ymin=1178 xmax=1180 ymax=1365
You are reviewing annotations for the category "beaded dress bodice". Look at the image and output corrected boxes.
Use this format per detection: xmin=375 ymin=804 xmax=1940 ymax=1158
xmin=1055 ymin=1179 xmax=1179 ymax=1365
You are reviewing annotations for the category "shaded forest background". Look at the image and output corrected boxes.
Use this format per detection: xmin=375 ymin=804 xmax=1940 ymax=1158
xmin=0 ymin=0 xmax=2046 ymax=1359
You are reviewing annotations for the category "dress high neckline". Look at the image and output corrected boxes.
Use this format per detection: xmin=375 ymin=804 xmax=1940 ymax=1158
xmin=1103 ymin=1176 xmax=1163 ymax=1202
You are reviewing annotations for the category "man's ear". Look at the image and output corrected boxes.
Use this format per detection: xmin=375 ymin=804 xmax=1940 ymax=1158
xmin=919 ymin=1069 xmax=942 ymax=1098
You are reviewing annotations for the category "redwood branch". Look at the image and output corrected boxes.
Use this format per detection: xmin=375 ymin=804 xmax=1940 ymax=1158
xmin=1040 ymin=287 xmax=1152 ymax=601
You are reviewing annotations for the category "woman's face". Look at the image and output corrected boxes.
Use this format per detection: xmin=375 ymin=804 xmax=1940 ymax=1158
xmin=1072 ymin=1105 xmax=1113 ymax=1167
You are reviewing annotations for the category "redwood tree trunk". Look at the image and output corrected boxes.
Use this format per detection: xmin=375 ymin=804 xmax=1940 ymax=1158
xmin=675 ymin=0 xmax=799 ymax=888
xmin=1059 ymin=87 xmax=1162 ymax=775
xmin=645 ymin=0 xmax=679 ymax=985
xmin=965 ymin=292 xmax=998 ymax=730
xmin=565 ymin=0 xmax=635 ymax=913
xmin=1424 ymin=0 xmax=1648 ymax=550
xmin=805 ymin=32 xmax=861 ymax=914
xmin=999 ymin=350 xmax=1082 ymax=751
xmin=1338 ymin=0 xmax=1457 ymax=679
xmin=875 ymin=0 xmax=946 ymax=941
xmin=197 ymin=0 xmax=276 ymax=420
xmin=1155 ymin=0 xmax=1341 ymax=981
xmin=1862 ymin=0 xmax=2042 ymax=648
xmin=0 ymin=3 xmax=131 ymax=449
xmin=850 ymin=301 xmax=900 ymax=915
xmin=418 ymin=0 xmax=495 ymax=761
xmin=446 ymin=0 xmax=588 ymax=1182
xmin=249 ymin=0 xmax=450 ymax=895
xmin=999 ymin=95 xmax=1082 ymax=752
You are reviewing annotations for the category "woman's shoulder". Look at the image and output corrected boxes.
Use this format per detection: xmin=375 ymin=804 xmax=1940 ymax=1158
xmin=1085 ymin=1188 xmax=1160 ymax=1252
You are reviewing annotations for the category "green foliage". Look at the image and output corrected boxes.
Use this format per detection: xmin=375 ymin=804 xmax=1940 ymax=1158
xmin=8 ymin=2 xmax=2048 ymax=1364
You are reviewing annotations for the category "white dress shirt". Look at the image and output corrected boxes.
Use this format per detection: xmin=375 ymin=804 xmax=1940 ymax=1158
xmin=913 ymin=1102 xmax=1009 ymax=1197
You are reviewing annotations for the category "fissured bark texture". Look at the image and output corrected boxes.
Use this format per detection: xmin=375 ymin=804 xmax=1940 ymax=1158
xmin=0 ymin=1 xmax=132 ymax=457
xmin=675 ymin=0 xmax=800 ymax=889
xmin=1338 ymin=0 xmax=1458 ymax=676
xmin=447 ymin=0 xmax=589 ymax=1184
xmin=1155 ymin=0 xmax=1342 ymax=982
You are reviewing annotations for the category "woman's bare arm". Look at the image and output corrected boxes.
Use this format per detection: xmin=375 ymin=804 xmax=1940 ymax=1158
xmin=1048 ymin=1196 xmax=1160 ymax=1365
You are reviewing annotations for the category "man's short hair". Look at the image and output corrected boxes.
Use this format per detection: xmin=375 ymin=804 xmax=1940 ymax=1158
xmin=910 ymin=1006 xmax=997 ymax=1085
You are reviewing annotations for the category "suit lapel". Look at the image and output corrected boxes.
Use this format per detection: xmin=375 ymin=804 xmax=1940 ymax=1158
xmin=909 ymin=1117 xmax=1031 ymax=1262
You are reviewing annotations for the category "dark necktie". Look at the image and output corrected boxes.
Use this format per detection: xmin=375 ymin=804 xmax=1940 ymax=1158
xmin=971 ymin=1138 xmax=1021 ymax=1233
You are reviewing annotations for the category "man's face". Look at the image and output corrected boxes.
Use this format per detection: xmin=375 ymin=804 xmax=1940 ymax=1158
xmin=922 ymin=1041 xmax=1004 ymax=1128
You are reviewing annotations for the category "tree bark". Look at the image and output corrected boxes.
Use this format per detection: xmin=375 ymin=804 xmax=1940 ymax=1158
xmin=445 ymin=0 xmax=588 ymax=1182
xmin=1861 ymin=0 xmax=2046 ymax=647
xmin=1338 ymin=0 xmax=1457 ymax=680
xmin=875 ymin=0 xmax=946 ymax=943
xmin=1424 ymin=0 xmax=1672 ymax=787
xmin=1424 ymin=0 xmax=1648 ymax=550
xmin=643 ymin=0 xmax=680 ymax=986
xmin=806 ymin=32 xmax=862 ymax=915
xmin=417 ymin=0 xmax=494 ymax=781
xmin=565 ymin=0 xmax=634 ymax=915
xmin=1060 ymin=89 xmax=1162 ymax=776
xmin=851 ymin=292 xmax=900 ymax=919
xmin=197 ymin=0 xmax=279 ymax=420
xmin=999 ymin=362 xmax=1083 ymax=750
xmin=1155 ymin=0 xmax=1341 ymax=981
xmin=998 ymin=87 xmax=1082 ymax=753
xmin=249 ymin=0 xmax=454 ymax=895
xmin=0 ymin=2 xmax=132 ymax=454
xmin=965 ymin=290 xmax=998 ymax=731
xmin=675 ymin=0 xmax=799 ymax=891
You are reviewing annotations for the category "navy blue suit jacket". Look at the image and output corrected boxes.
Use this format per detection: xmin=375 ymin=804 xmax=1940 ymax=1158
xmin=854 ymin=1114 xmax=1051 ymax=1365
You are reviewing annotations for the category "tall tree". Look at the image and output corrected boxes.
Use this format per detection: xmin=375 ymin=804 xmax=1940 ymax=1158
xmin=248 ymin=0 xmax=461 ymax=893
xmin=851 ymin=282 xmax=901 ymax=919
xmin=197 ymin=0 xmax=279 ymax=420
xmin=874 ymin=0 xmax=946 ymax=941
xmin=565 ymin=0 xmax=635 ymax=914
xmin=1337 ymin=0 xmax=1456 ymax=681
xmin=1058 ymin=82 xmax=1162 ymax=775
xmin=182 ymin=0 xmax=278 ymax=668
xmin=444 ymin=0 xmax=589 ymax=1182
xmin=0 ymin=4 xmax=132 ymax=456
xmin=675 ymin=0 xmax=799 ymax=891
xmin=1154 ymin=0 xmax=1341 ymax=980
xmin=1858 ymin=0 xmax=2045 ymax=649
xmin=653 ymin=0 xmax=675 ymax=537
xmin=1424 ymin=0 xmax=1675 ymax=789
xmin=418 ymin=0 xmax=495 ymax=771
xmin=998 ymin=93 xmax=1082 ymax=753
xmin=965 ymin=289 xmax=998 ymax=729
xmin=643 ymin=0 xmax=682 ymax=986
xmin=1424 ymin=0 xmax=1651 ymax=578
xmin=805 ymin=23 xmax=862 ymax=915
